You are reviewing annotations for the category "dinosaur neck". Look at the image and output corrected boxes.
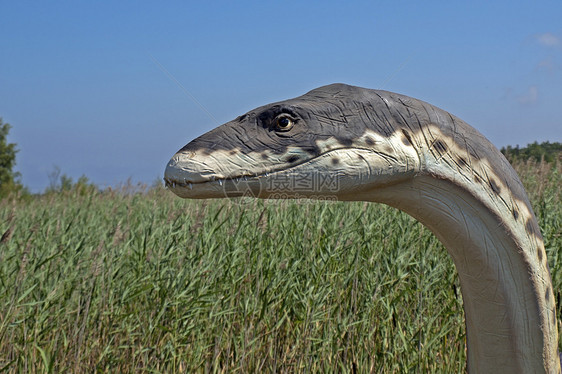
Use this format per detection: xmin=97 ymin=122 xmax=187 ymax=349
xmin=348 ymin=174 xmax=559 ymax=373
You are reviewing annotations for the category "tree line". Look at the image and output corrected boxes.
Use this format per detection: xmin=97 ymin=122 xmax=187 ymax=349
xmin=500 ymin=141 xmax=562 ymax=164
xmin=0 ymin=118 xmax=98 ymax=199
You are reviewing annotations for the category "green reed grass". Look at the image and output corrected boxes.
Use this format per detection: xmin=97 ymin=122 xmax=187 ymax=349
xmin=0 ymin=160 xmax=560 ymax=373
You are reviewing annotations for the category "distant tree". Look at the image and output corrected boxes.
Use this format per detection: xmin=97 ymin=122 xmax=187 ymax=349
xmin=501 ymin=141 xmax=562 ymax=164
xmin=47 ymin=165 xmax=62 ymax=192
xmin=0 ymin=118 xmax=24 ymax=198
xmin=73 ymin=175 xmax=98 ymax=196
xmin=45 ymin=165 xmax=98 ymax=195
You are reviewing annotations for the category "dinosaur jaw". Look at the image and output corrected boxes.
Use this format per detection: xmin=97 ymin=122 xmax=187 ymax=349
xmin=164 ymin=147 xmax=417 ymax=200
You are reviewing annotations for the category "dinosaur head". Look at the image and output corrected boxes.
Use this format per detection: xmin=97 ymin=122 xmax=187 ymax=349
xmin=164 ymin=84 xmax=420 ymax=200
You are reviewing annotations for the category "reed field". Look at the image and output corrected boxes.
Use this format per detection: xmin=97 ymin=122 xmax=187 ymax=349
xmin=0 ymin=160 xmax=560 ymax=373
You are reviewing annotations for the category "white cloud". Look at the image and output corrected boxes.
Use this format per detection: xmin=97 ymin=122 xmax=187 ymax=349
xmin=537 ymin=57 xmax=557 ymax=72
xmin=536 ymin=33 xmax=560 ymax=47
xmin=517 ymin=86 xmax=538 ymax=104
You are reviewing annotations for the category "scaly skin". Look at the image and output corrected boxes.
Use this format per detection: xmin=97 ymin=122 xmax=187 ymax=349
xmin=164 ymin=83 xmax=560 ymax=373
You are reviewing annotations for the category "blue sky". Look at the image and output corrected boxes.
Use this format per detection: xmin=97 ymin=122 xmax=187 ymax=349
xmin=1 ymin=1 xmax=561 ymax=192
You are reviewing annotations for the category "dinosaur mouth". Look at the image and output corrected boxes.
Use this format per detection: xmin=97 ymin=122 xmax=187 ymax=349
xmin=164 ymin=173 xmax=262 ymax=190
xmin=164 ymin=164 xmax=300 ymax=199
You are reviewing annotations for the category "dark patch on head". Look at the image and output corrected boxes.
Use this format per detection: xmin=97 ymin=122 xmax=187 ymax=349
xmin=457 ymin=157 xmax=468 ymax=167
xmin=538 ymin=246 xmax=544 ymax=261
xmin=401 ymin=129 xmax=413 ymax=146
xmin=512 ymin=208 xmax=519 ymax=221
xmin=229 ymin=150 xmax=237 ymax=156
xmin=332 ymin=157 xmax=340 ymax=165
xmin=525 ymin=218 xmax=542 ymax=238
xmin=261 ymin=153 xmax=269 ymax=160
xmin=384 ymin=145 xmax=393 ymax=154
xmin=365 ymin=136 xmax=375 ymax=146
xmin=337 ymin=137 xmax=353 ymax=147
xmin=545 ymin=287 xmax=551 ymax=303
xmin=432 ymin=139 xmax=448 ymax=154
xmin=489 ymin=179 xmax=501 ymax=195
xmin=286 ymin=155 xmax=300 ymax=164
xmin=305 ymin=144 xmax=321 ymax=157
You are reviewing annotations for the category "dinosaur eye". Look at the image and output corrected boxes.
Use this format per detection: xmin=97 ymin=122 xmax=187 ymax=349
xmin=275 ymin=116 xmax=294 ymax=131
